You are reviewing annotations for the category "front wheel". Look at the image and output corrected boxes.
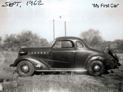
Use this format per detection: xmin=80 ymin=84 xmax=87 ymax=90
xmin=17 ymin=61 xmax=35 ymax=77
xmin=88 ymin=61 xmax=105 ymax=76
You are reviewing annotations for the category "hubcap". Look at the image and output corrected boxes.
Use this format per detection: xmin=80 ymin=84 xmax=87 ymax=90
xmin=21 ymin=65 xmax=29 ymax=73
xmin=94 ymin=65 xmax=100 ymax=72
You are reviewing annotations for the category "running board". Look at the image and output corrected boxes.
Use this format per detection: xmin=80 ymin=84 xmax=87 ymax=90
xmin=35 ymin=68 xmax=87 ymax=72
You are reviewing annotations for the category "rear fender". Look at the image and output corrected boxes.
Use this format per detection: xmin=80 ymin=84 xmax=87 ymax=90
xmin=12 ymin=56 xmax=50 ymax=70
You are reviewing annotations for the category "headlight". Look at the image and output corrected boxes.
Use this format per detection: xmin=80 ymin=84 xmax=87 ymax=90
xmin=19 ymin=50 xmax=28 ymax=56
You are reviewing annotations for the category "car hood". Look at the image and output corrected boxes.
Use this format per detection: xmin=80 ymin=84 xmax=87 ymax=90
xmin=89 ymin=48 xmax=104 ymax=54
xmin=20 ymin=47 xmax=51 ymax=51
xmin=19 ymin=47 xmax=52 ymax=56
xmin=89 ymin=48 xmax=113 ymax=59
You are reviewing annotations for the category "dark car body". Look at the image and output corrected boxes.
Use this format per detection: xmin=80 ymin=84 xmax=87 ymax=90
xmin=10 ymin=36 xmax=120 ymax=76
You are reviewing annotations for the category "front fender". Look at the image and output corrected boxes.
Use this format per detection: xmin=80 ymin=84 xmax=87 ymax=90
xmin=84 ymin=55 xmax=105 ymax=69
xmin=11 ymin=56 xmax=50 ymax=70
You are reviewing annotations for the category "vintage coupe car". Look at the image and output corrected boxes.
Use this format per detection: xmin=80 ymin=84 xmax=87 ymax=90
xmin=10 ymin=36 xmax=120 ymax=76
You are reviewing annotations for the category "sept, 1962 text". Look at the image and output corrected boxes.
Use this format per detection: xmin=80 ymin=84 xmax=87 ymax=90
xmin=2 ymin=0 xmax=44 ymax=8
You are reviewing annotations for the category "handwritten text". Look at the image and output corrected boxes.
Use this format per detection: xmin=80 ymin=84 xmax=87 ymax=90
xmin=2 ymin=0 xmax=44 ymax=8
xmin=92 ymin=3 xmax=119 ymax=8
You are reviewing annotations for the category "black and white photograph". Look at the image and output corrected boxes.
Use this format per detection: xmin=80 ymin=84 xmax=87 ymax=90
xmin=0 ymin=0 xmax=123 ymax=92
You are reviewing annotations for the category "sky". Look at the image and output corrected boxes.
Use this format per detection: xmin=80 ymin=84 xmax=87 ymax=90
xmin=0 ymin=0 xmax=123 ymax=42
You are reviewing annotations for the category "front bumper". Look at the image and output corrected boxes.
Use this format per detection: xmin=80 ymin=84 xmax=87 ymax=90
xmin=105 ymin=58 xmax=121 ymax=70
xmin=114 ymin=62 xmax=121 ymax=68
xmin=117 ymin=62 xmax=121 ymax=66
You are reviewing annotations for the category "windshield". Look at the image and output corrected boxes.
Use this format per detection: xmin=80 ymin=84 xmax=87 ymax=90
xmin=50 ymin=39 xmax=56 ymax=47
xmin=83 ymin=41 xmax=90 ymax=48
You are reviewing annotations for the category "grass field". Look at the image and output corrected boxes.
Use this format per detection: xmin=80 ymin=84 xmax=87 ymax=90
xmin=0 ymin=51 xmax=123 ymax=92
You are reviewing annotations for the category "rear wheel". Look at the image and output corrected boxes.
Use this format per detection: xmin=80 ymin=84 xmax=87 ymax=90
xmin=88 ymin=61 xmax=105 ymax=76
xmin=17 ymin=61 xmax=35 ymax=77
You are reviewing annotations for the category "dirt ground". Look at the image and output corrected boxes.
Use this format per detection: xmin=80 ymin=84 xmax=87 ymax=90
xmin=0 ymin=65 xmax=123 ymax=92
xmin=0 ymin=52 xmax=123 ymax=92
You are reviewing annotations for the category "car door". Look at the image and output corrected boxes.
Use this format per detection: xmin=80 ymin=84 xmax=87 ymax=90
xmin=51 ymin=40 xmax=76 ymax=68
xmin=75 ymin=41 xmax=89 ymax=68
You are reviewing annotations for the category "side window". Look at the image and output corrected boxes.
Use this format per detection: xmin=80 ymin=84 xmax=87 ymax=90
xmin=53 ymin=40 xmax=73 ymax=48
xmin=76 ymin=41 xmax=84 ymax=48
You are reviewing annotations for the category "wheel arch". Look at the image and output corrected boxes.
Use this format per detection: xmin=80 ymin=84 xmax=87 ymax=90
xmin=84 ymin=55 xmax=105 ymax=69
xmin=13 ymin=56 xmax=50 ymax=70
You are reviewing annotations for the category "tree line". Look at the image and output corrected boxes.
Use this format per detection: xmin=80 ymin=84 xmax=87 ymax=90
xmin=0 ymin=29 xmax=123 ymax=52
xmin=80 ymin=29 xmax=123 ymax=52
xmin=0 ymin=31 xmax=50 ymax=51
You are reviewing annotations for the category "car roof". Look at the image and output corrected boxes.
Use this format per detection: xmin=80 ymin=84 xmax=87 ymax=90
xmin=55 ymin=36 xmax=83 ymax=41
